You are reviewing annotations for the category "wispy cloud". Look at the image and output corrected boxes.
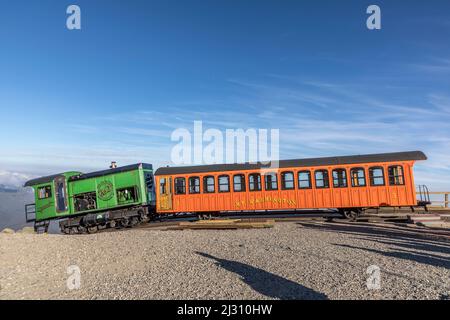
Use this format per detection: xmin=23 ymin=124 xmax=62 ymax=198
xmin=2 ymin=72 xmax=450 ymax=190
xmin=0 ymin=170 xmax=34 ymax=187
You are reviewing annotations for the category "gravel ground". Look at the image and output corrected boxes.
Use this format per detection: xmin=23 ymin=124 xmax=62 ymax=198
xmin=0 ymin=220 xmax=449 ymax=300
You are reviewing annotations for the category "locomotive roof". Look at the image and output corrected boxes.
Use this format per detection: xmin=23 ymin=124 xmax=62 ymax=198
xmin=154 ymin=151 xmax=427 ymax=176
xmin=24 ymin=173 xmax=68 ymax=187
xmin=24 ymin=163 xmax=152 ymax=187
xmin=69 ymin=163 xmax=153 ymax=182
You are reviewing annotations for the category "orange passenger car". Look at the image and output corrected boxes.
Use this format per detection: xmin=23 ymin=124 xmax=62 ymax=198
xmin=154 ymin=151 xmax=427 ymax=218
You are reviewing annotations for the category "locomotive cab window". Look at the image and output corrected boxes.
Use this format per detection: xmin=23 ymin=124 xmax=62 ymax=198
xmin=117 ymin=186 xmax=138 ymax=205
xmin=218 ymin=175 xmax=230 ymax=192
xmin=298 ymin=171 xmax=311 ymax=189
xmin=38 ymin=185 xmax=52 ymax=199
xmin=315 ymin=170 xmax=329 ymax=188
xmin=388 ymin=165 xmax=405 ymax=185
xmin=332 ymin=169 xmax=347 ymax=188
xmin=174 ymin=177 xmax=186 ymax=194
xmin=264 ymin=172 xmax=278 ymax=191
xmin=188 ymin=176 xmax=200 ymax=194
xmin=233 ymin=174 xmax=246 ymax=192
xmin=350 ymin=168 xmax=366 ymax=187
xmin=203 ymin=176 xmax=215 ymax=193
xmin=281 ymin=171 xmax=294 ymax=190
xmin=249 ymin=173 xmax=262 ymax=191
xmin=369 ymin=167 xmax=385 ymax=186
xmin=145 ymin=173 xmax=154 ymax=192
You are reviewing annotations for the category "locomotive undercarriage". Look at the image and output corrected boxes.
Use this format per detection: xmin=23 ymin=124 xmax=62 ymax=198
xmin=59 ymin=205 xmax=152 ymax=234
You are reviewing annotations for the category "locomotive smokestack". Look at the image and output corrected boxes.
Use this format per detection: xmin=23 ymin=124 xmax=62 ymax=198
xmin=110 ymin=161 xmax=117 ymax=169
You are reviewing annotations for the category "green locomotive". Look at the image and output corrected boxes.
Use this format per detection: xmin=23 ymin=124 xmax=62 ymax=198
xmin=24 ymin=163 xmax=155 ymax=234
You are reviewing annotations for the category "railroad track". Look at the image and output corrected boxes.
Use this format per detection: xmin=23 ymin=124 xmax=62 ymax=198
xmin=132 ymin=211 xmax=411 ymax=231
xmin=76 ymin=209 xmax=450 ymax=234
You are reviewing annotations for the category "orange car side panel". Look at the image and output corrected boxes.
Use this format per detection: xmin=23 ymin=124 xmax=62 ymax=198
xmin=155 ymin=161 xmax=417 ymax=214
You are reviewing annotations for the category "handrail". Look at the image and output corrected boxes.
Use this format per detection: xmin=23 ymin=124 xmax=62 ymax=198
xmin=416 ymin=190 xmax=449 ymax=208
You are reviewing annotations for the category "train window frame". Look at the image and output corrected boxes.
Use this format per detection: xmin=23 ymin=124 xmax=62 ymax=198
xmin=281 ymin=171 xmax=295 ymax=190
xmin=369 ymin=167 xmax=385 ymax=186
xmin=203 ymin=176 xmax=215 ymax=193
xmin=38 ymin=185 xmax=52 ymax=199
xmin=117 ymin=186 xmax=139 ymax=205
xmin=350 ymin=167 xmax=366 ymax=187
xmin=314 ymin=170 xmax=330 ymax=189
xmin=248 ymin=173 xmax=262 ymax=192
xmin=233 ymin=174 xmax=246 ymax=192
xmin=218 ymin=175 xmax=230 ymax=193
xmin=388 ymin=165 xmax=405 ymax=186
xmin=298 ymin=171 xmax=312 ymax=189
xmin=188 ymin=176 xmax=200 ymax=194
xmin=159 ymin=178 xmax=167 ymax=195
xmin=174 ymin=177 xmax=186 ymax=195
xmin=264 ymin=172 xmax=278 ymax=191
xmin=332 ymin=168 xmax=348 ymax=188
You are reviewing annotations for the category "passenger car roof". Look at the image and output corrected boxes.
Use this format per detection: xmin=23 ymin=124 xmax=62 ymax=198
xmin=154 ymin=151 xmax=427 ymax=176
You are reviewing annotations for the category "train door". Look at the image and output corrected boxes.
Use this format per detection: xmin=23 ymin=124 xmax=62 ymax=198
xmin=158 ymin=176 xmax=173 ymax=211
xmin=54 ymin=176 xmax=68 ymax=214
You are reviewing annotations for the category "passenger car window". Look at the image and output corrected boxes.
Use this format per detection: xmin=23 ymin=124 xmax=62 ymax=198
xmin=174 ymin=177 xmax=186 ymax=194
xmin=218 ymin=175 xmax=230 ymax=192
xmin=203 ymin=176 xmax=215 ymax=193
xmin=369 ymin=167 xmax=385 ymax=186
xmin=188 ymin=176 xmax=200 ymax=194
xmin=298 ymin=171 xmax=311 ymax=189
xmin=332 ymin=169 xmax=347 ymax=188
xmin=233 ymin=174 xmax=246 ymax=192
xmin=315 ymin=170 xmax=329 ymax=188
xmin=38 ymin=185 xmax=52 ymax=199
xmin=281 ymin=171 xmax=294 ymax=190
xmin=350 ymin=168 xmax=366 ymax=187
xmin=249 ymin=173 xmax=262 ymax=191
xmin=159 ymin=178 xmax=166 ymax=195
xmin=264 ymin=172 xmax=278 ymax=191
xmin=388 ymin=165 xmax=405 ymax=185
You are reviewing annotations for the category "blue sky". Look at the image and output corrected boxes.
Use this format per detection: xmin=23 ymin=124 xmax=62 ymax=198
xmin=0 ymin=0 xmax=449 ymax=189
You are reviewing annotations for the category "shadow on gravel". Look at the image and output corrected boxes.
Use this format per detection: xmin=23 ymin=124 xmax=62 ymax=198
xmin=334 ymin=243 xmax=450 ymax=269
xmin=196 ymin=252 xmax=328 ymax=300
xmin=297 ymin=221 xmax=450 ymax=269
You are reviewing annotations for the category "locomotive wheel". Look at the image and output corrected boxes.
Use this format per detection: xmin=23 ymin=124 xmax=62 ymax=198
xmin=87 ymin=226 xmax=98 ymax=234
xmin=130 ymin=217 xmax=139 ymax=227
xmin=109 ymin=220 xmax=116 ymax=228
xmin=120 ymin=218 xmax=130 ymax=228
xmin=78 ymin=226 xmax=87 ymax=234
xmin=138 ymin=210 xmax=147 ymax=222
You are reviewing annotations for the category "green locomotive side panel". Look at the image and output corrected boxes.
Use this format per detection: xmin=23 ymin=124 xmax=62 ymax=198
xmin=24 ymin=164 xmax=154 ymax=223
xmin=69 ymin=169 xmax=145 ymax=215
